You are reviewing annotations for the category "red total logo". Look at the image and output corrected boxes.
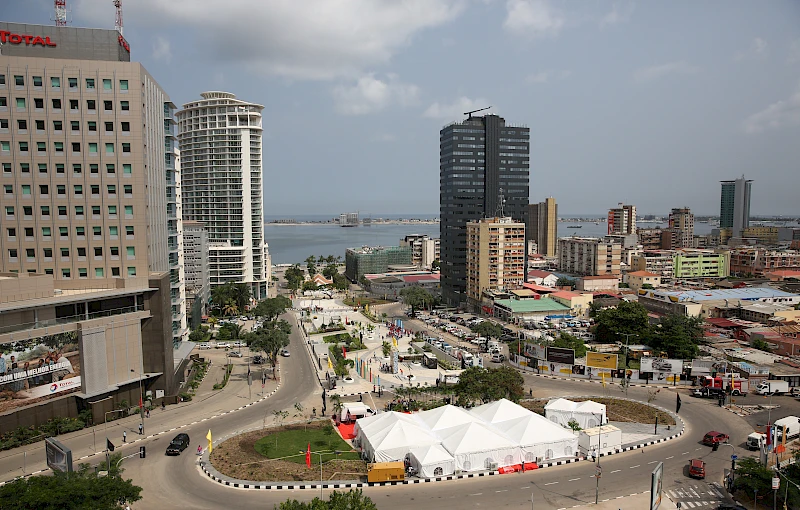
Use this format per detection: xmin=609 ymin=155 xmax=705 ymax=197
xmin=0 ymin=30 xmax=57 ymax=47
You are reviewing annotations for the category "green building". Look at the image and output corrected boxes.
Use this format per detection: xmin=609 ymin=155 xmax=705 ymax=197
xmin=345 ymin=246 xmax=413 ymax=282
xmin=673 ymin=250 xmax=730 ymax=279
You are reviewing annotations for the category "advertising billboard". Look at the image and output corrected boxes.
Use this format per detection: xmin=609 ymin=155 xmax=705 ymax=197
xmin=586 ymin=352 xmax=618 ymax=370
xmin=690 ymin=359 xmax=726 ymax=377
xmin=524 ymin=343 xmax=546 ymax=360
xmin=641 ymin=358 xmax=683 ymax=375
xmin=546 ymin=347 xmax=575 ymax=365
xmin=45 ymin=437 xmax=73 ymax=473
xmin=650 ymin=461 xmax=663 ymax=510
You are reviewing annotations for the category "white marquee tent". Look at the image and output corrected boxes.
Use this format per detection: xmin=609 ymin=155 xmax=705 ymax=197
xmin=494 ymin=414 xmax=578 ymax=462
xmin=407 ymin=444 xmax=456 ymax=478
xmin=544 ymin=398 xmax=607 ymax=430
xmin=438 ymin=421 xmax=521 ymax=472
xmin=471 ymin=398 xmax=534 ymax=424
xmin=415 ymin=404 xmax=481 ymax=431
xmin=357 ymin=416 xmax=441 ymax=463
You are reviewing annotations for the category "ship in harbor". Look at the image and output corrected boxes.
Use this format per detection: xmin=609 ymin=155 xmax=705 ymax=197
xmin=567 ymin=225 xmax=582 ymax=228
xmin=339 ymin=212 xmax=359 ymax=227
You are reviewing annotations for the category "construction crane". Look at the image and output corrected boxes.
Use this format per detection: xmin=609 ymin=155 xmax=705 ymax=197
xmin=463 ymin=106 xmax=491 ymax=119
xmin=114 ymin=0 xmax=123 ymax=36
xmin=53 ymin=0 xmax=68 ymax=26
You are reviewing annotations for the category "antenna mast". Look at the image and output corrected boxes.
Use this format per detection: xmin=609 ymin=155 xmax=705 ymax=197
xmin=114 ymin=0 xmax=124 ymax=35
xmin=54 ymin=0 xmax=68 ymax=26
xmin=463 ymin=106 xmax=491 ymax=119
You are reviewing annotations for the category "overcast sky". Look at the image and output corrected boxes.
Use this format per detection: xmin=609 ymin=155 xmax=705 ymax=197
xmin=7 ymin=1 xmax=800 ymax=216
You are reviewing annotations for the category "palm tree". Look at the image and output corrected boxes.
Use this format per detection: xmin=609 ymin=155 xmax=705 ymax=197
xmin=222 ymin=302 xmax=238 ymax=317
xmin=231 ymin=283 xmax=252 ymax=313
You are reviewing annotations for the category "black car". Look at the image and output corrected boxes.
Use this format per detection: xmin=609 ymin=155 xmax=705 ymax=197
xmin=166 ymin=433 xmax=190 ymax=455
xmin=252 ymin=355 xmax=266 ymax=365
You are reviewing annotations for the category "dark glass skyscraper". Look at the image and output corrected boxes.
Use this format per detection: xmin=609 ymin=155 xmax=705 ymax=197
xmin=439 ymin=114 xmax=530 ymax=306
xmin=720 ymin=176 xmax=752 ymax=238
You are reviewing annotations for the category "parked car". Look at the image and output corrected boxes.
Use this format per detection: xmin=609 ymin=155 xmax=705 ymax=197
xmin=196 ymin=343 xmax=211 ymax=350
xmin=701 ymin=431 xmax=729 ymax=446
xmin=491 ymin=353 xmax=506 ymax=363
xmin=280 ymin=349 xmax=290 ymax=357
xmin=252 ymin=355 xmax=266 ymax=364
xmin=165 ymin=433 xmax=190 ymax=456
xmin=228 ymin=351 xmax=243 ymax=358
xmin=233 ymin=341 xmax=246 ymax=348
xmin=688 ymin=459 xmax=706 ymax=479
xmin=215 ymin=342 xmax=231 ymax=349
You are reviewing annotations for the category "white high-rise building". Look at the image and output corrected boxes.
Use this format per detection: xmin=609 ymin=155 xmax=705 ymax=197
xmin=176 ymin=92 xmax=269 ymax=300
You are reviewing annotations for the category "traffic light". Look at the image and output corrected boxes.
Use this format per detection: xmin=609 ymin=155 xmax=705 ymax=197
xmin=139 ymin=446 xmax=146 ymax=459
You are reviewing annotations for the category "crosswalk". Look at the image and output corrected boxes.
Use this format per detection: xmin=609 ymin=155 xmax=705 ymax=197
xmin=665 ymin=482 xmax=725 ymax=508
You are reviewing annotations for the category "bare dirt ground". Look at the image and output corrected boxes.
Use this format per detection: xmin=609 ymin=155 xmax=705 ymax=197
xmin=522 ymin=397 xmax=676 ymax=426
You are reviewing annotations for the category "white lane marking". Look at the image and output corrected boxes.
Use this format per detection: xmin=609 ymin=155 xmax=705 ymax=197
xmin=470 ymin=493 xmax=482 ymax=496
xmin=647 ymin=461 xmax=658 ymax=464
xmin=682 ymin=452 xmax=690 ymax=455
xmin=544 ymin=481 xmax=559 ymax=486
xmin=521 ymin=486 xmax=530 ymax=489
xmin=610 ymin=469 xmax=621 ymax=474
xmin=666 ymin=456 xmax=674 ymax=459
xmin=495 ymin=490 xmax=508 ymax=493
xmin=685 ymin=502 xmax=696 ymax=508
xmin=568 ymin=478 xmax=581 ymax=481
xmin=630 ymin=465 xmax=640 ymax=469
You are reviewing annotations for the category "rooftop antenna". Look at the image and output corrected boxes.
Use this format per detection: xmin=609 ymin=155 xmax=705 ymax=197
xmin=496 ymin=188 xmax=507 ymax=218
xmin=464 ymin=106 xmax=491 ymax=119
xmin=53 ymin=0 xmax=69 ymax=26
xmin=114 ymin=0 xmax=123 ymax=35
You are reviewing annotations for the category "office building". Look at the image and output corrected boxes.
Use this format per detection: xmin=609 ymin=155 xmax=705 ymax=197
xmin=558 ymin=238 xmax=621 ymax=276
xmin=177 ymin=92 xmax=270 ymax=300
xmin=466 ymin=217 xmax=525 ymax=308
xmin=400 ymin=234 xmax=440 ymax=269
xmin=439 ymin=114 xmax=530 ymax=305
xmin=607 ymin=203 xmax=636 ymax=235
xmin=630 ymin=251 xmax=675 ymax=281
xmin=720 ymin=176 xmax=752 ymax=238
xmin=0 ymin=22 xmax=187 ymax=346
xmin=667 ymin=207 xmax=694 ymax=249
xmin=345 ymin=245 xmax=412 ymax=282
xmin=526 ymin=197 xmax=557 ymax=257
xmin=183 ymin=220 xmax=209 ymax=330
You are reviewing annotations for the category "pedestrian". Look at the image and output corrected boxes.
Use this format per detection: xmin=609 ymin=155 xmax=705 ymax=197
xmin=123 ymin=430 xmax=127 ymax=443
xmin=161 ymin=401 xmax=166 ymax=411
xmin=145 ymin=408 xmax=150 ymax=419
xmin=138 ymin=423 xmax=143 ymax=435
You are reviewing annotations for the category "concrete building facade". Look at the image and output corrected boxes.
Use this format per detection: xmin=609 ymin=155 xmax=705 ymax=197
xmin=729 ymin=248 xmax=800 ymax=276
xmin=630 ymin=251 xmax=676 ymax=281
xmin=558 ymin=238 xmax=621 ymax=276
xmin=439 ymin=114 xmax=530 ymax=306
xmin=466 ymin=217 xmax=525 ymax=309
xmin=624 ymin=271 xmax=661 ymax=292
xmin=720 ymin=176 xmax=752 ymax=238
xmin=182 ymin=220 xmax=209 ymax=330
xmin=400 ymin=234 xmax=440 ymax=269
xmin=176 ymin=92 xmax=270 ymax=301
xmin=667 ymin=207 xmax=694 ymax=248
xmin=345 ymin=245 xmax=412 ymax=282
xmin=607 ymin=203 xmax=636 ymax=235
xmin=526 ymin=197 xmax=557 ymax=257
xmin=672 ymin=249 xmax=730 ymax=279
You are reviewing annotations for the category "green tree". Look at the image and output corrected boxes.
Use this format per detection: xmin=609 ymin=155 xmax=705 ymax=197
xmin=210 ymin=282 xmax=252 ymax=315
xmin=552 ymin=332 xmax=587 ymax=357
xmin=594 ymin=300 xmax=651 ymax=343
xmin=649 ymin=314 xmax=703 ymax=359
xmin=0 ymin=456 xmax=142 ymax=510
xmin=751 ymin=338 xmax=771 ymax=352
xmin=188 ymin=327 xmax=207 ymax=343
xmin=277 ymin=490 xmax=377 ymax=510
xmin=248 ymin=326 xmax=290 ymax=377
xmin=472 ymin=321 xmax=503 ymax=340
xmin=302 ymin=280 xmax=319 ymax=292
xmin=567 ymin=418 xmax=582 ymax=431
xmin=381 ymin=341 xmax=392 ymax=358
xmin=400 ymin=286 xmax=433 ymax=314
xmin=431 ymin=259 xmax=440 ymax=271
xmin=332 ymin=273 xmax=349 ymax=291
xmin=253 ymin=296 xmax=293 ymax=321
xmin=556 ymin=277 xmax=576 ymax=289
xmin=454 ymin=366 xmax=524 ymax=405
xmin=284 ymin=264 xmax=306 ymax=293
xmin=322 ymin=264 xmax=338 ymax=280
xmin=732 ymin=457 xmax=772 ymax=502
xmin=305 ymin=256 xmax=317 ymax=277
xmin=641 ymin=283 xmax=655 ymax=290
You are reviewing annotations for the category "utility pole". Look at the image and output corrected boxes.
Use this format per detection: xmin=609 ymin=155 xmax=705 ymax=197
xmin=620 ymin=333 xmax=637 ymax=368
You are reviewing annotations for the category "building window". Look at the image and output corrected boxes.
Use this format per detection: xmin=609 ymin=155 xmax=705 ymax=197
xmin=60 ymin=248 xmax=69 ymax=259
xmin=120 ymin=101 xmax=129 ymax=111
xmin=108 ymin=205 xmax=117 ymax=216
xmin=105 ymin=121 xmax=113 ymax=132
xmin=91 ymin=185 xmax=100 ymax=195
xmin=126 ymin=246 xmax=135 ymax=258
xmin=119 ymin=80 xmax=128 ymax=90
xmin=52 ymin=98 xmax=61 ymax=110
xmin=92 ymin=205 xmax=101 ymax=216
xmin=21 ymin=185 xmax=31 ymax=195
xmin=89 ymin=143 xmax=98 ymax=153
xmin=37 ymin=142 xmax=46 ymax=153
xmin=121 ymin=121 xmax=130 ymax=132
xmin=0 ymin=97 xmax=6 ymax=107
xmin=43 ymin=248 xmax=52 ymax=258
xmin=75 ymin=206 xmax=84 ymax=217
xmin=95 ymin=268 xmax=104 ymax=277
xmin=104 ymin=101 xmax=112 ymax=111
xmin=123 ymin=185 xmax=132 ymax=196
xmin=57 ymin=185 xmax=65 ymax=195
xmin=86 ymin=78 xmax=95 ymax=89
xmin=90 ymin=164 xmax=98 ymax=174
xmin=0 ymin=74 xmax=4 ymax=85
xmin=61 ymin=268 xmax=71 ymax=278
xmin=19 ymin=141 xmax=28 ymax=152
xmin=6 ymin=228 xmax=15 ymax=238
xmin=8 ymin=249 xmax=18 ymax=261
xmin=71 ymin=142 xmax=81 ymax=153
xmin=38 ymin=184 xmax=48 ymax=195
xmin=110 ymin=246 xmax=119 ymax=257
xmin=54 ymin=142 xmax=64 ymax=153
xmin=76 ymin=226 xmax=85 ymax=237
xmin=88 ymin=121 xmax=97 ymax=131
xmin=68 ymin=77 xmax=78 ymax=89
xmin=20 ymin=163 xmax=29 ymax=173
xmin=34 ymin=97 xmax=44 ymax=109
xmin=71 ymin=120 xmax=79 ymax=131
xmin=106 ymin=164 xmax=115 ymax=174
xmin=108 ymin=185 xmax=116 ymax=196
xmin=94 ymin=247 xmax=103 ymax=258
xmin=125 ymin=226 xmax=134 ymax=237
xmin=123 ymin=164 xmax=132 ymax=175
xmin=0 ymin=141 xmax=8 ymax=152
xmin=0 ymin=119 xmax=7 ymax=130
xmin=41 ymin=205 xmax=50 ymax=216
xmin=74 ymin=185 xmax=83 ymax=196
xmin=3 ymin=184 xmax=11 ymax=194
xmin=70 ymin=99 xmax=79 ymax=111
xmin=105 ymin=143 xmax=114 ymax=154
xmin=109 ymin=226 xmax=118 ymax=238
xmin=4 ymin=206 xmax=13 ymax=217
xmin=112 ymin=267 xmax=120 ymax=277
xmin=103 ymin=79 xmax=112 ymax=90
xmin=16 ymin=97 xmax=25 ymax=109
xmin=87 ymin=100 xmax=96 ymax=111
xmin=59 ymin=227 xmax=68 ymax=238
xmin=127 ymin=266 xmax=137 ymax=276
xmin=35 ymin=119 xmax=44 ymax=130
xmin=17 ymin=119 xmax=27 ymax=131
xmin=122 ymin=143 xmax=130 ymax=153
xmin=57 ymin=206 xmax=66 ymax=216
xmin=51 ymin=77 xmax=60 ymax=88
xmin=26 ymin=248 xmax=35 ymax=261
xmin=24 ymin=227 xmax=33 ymax=239
xmin=33 ymin=76 xmax=42 ymax=87
xmin=56 ymin=164 xmax=64 ymax=174
xmin=124 ymin=205 xmax=133 ymax=216
xmin=93 ymin=226 xmax=102 ymax=238
xmin=2 ymin=163 xmax=9 ymax=173
xmin=14 ymin=75 xmax=24 ymax=87
xmin=78 ymin=268 xmax=87 ymax=279
xmin=53 ymin=120 xmax=62 ymax=131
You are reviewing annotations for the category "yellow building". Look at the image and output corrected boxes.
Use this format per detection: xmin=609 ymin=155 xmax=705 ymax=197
xmin=625 ymin=271 xmax=661 ymax=292
xmin=741 ymin=227 xmax=779 ymax=245
xmin=466 ymin=217 xmax=526 ymax=309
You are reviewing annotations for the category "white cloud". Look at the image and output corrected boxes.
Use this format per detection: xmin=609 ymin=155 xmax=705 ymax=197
xmin=633 ymin=61 xmax=698 ymax=83
xmin=423 ymin=97 xmax=492 ymax=120
xmin=151 ymin=36 xmax=172 ymax=63
xmin=332 ymin=74 xmax=419 ymax=115
xmin=789 ymin=38 xmax=800 ymax=64
xmin=503 ymin=0 xmax=564 ymax=38
xmin=741 ymin=82 xmax=800 ymax=134
xmin=526 ymin=69 xmax=571 ymax=83
xmin=735 ymin=37 xmax=768 ymax=61
xmin=600 ymin=2 xmax=635 ymax=27
xmin=74 ymin=0 xmax=464 ymax=80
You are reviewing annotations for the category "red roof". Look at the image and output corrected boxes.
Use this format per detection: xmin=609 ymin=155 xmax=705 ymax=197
xmin=705 ymin=318 xmax=741 ymax=329
xmin=551 ymin=290 xmax=581 ymax=299
xmin=522 ymin=283 xmax=555 ymax=293
xmin=627 ymin=271 xmax=659 ymax=277
xmin=581 ymin=275 xmax=619 ymax=281
xmin=527 ymin=270 xmax=555 ymax=279
xmin=402 ymin=274 xmax=440 ymax=283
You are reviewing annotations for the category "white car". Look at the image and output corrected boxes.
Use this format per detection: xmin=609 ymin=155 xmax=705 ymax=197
xmin=215 ymin=342 xmax=231 ymax=349
xmin=280 ymin=349 xmax=290 ymax=357
xmin=228 ymin=351 xmax=243 ymax=358
xmin=233 ymin=341 xmax=246 ymax=348
xmin=197 ymin=343 xmax=211 ymax=350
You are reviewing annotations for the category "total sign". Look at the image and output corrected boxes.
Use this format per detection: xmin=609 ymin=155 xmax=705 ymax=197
xmin=24 ymin=377 xmax=82 ymax=399
xmin=0 ymin=30 xmax=57 ymax=47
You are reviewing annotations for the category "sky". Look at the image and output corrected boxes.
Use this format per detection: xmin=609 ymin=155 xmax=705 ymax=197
xmin=6 ymin=1 xmax=800 ymax=217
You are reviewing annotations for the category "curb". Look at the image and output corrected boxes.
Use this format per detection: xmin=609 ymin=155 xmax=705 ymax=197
xmin=198 ymin=395 xmax=686 ymax=491
xmin=517 ymin=369 xmax=684 ymax=390
xmin=557 ymin=489 xmax=652 ymax=509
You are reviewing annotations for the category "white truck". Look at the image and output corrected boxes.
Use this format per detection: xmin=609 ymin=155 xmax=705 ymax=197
xmin=756 ymin=380 xmax=790 ymax=395
xmin=774 ymin=416 xmax=800 ymax=441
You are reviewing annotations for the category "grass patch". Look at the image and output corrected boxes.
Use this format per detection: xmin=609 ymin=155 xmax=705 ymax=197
xmin=323 ymin=333 xmax=353 ymax=344
xmin=253 ymin=427 xmax=360 ymax=464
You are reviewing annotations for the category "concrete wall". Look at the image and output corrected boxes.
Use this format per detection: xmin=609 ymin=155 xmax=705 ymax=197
xmin=0 ymin=394 xmax=78 ymax=432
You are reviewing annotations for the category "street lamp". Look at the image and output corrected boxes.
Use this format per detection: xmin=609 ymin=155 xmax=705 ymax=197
xmin=594 ymin=412 xmax=603 ymax=504
xmin=301 ymin=449 xmax=341 ymax=498
xmin=620 ymin=333 xmax=638 ymax=369
xmin=131 ymin=368 xmax=144 ymax=436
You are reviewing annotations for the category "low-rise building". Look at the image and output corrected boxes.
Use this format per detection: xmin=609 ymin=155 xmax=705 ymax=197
xmin=400 ymin=235 xmax=440 ymax=269
xmin=493 ymin=297 xmax=572 ymax=323
xmin=741 ymin=227 xmax=780 ymax=246
xmin=729 ymin=248 xmax=800 ymax=276
xmin=527 ymin=270 xmax=559 ymax=287
xmin=558 ymin=238 xmax=621 ymax=276
xmin=637 ymin=287 xmax=800 ymax=319
xmin=625 ymin=271 xmax=661 ymax=292
xmin=630 ymin=251 xmax=675 ymax=281
xmin=549 ymin=290 xmax=594 ymax=318
xmin=576 ymin=275 xmax=620 ymax=293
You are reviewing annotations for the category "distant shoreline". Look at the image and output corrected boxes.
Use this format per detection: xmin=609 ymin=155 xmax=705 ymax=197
xmin=265 ymin=220 xmax=439 ymax=226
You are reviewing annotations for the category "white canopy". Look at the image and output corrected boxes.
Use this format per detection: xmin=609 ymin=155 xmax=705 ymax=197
xmin=471 ymin=398 xmax=533 ymax=424
xmin=415 ymin=404 xmax=480 ymax=431
xmin=495 ymin=414 xmax=578 ymax=462
xmin=407 ymin=444 xmax=456 ymax=478
xmin=544 ymin=398 xmax=606 ymax=430
xmin=438 ymin=421 xmax=521 ymax=472
xmin=361 ymin=419 xmax=441 ymax=463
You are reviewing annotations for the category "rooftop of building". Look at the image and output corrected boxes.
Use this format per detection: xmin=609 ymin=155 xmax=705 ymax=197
xmin=627 ymin=271 xmax=660 ymax=277
xmin=493 ymin=298 xmax=571 ymax=313
xmin=722 ymin=346 xmax=784 ymax=365
xmin=527 ymin=270 xmax=555 ymax=279
xmin=581 ymin=275 xmax=620 ymax=281
xmin=652 ymin=287 xmax=799 ymax=302
xmin=550 ymin=290 xmax=585 ymax=299
xmin=347 ymin=245 xmax=410 ymax=254
xmin=521 ymin=283 xmax=556 ymax=293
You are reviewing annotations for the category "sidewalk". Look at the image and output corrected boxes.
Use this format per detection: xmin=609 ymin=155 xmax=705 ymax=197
xmin=0 ymin=352 xmax=278 ymax=484
xmin=563 ymin=491 xmax=677 ymax=510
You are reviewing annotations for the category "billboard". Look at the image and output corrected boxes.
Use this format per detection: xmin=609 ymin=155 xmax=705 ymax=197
xmin=586 ymin=352 xmax=618 ymax=370
xmin=546 ymin=347 xmax=575 ymax=365
xmin=641 ymin=358 xmax=683 ymax=375
xmin=45 ymin=437 xmax=73 ymax=473
xmin=524 ymin=343 xmax=546 ymax=360
xmin=650 ymin=461 xmax=663 ymax=510
xmin=690 ymin=359 xmax=726 ymax=377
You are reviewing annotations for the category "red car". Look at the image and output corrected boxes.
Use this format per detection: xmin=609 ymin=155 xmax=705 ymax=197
xmin=688 ymin=459 xmax=706 ymax=479
xmin=702 ymin=431 xmax=729 ymax=446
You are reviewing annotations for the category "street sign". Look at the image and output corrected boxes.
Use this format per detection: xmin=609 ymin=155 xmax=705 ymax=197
xmin=772 ymin=477 xmax=780 ymax=490
xmin=731 ymin=454 xmax=738 ymax=460
xmin=596 ymin=466 xmax=602 ymax=478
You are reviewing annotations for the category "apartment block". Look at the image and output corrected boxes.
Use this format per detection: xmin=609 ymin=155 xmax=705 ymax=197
xmin=183 ymin=220 xmax=209 ymax=329
xmin=607 ymin=203 xmax=636 ymax=235
xmin=466 ymin=217 xmax=525 ymax=308
xmin=741 ymin=227 xmax=779 ymax=246
xmin=345 ymin=245 xmax=412 ymax=282
xmin=637 ymin=228 xmax=664 ymax=250
xmin=558 ymin=237 xmax=621 ymax=276
xmin=526 ymin=197 xmax=557 ymax=257
xmin=668 ymin=207 xmax=694 ymax=248
xmin=630 ymin=251 xmax=675 ymax=281
xmin=400 ymin=234 xmax=440 ymax=269
xmin=672 ymin=249 xmax=730 ymax=279
xmin=729 ymin=248 xmax=800 ymax=276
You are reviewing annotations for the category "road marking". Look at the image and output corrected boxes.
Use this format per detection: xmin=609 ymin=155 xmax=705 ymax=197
xmin=630 ymin=465 xmax=640 ymax=469
xmin=520 ymin=486 xmax=530 ymax=489
xmin=568 ymin=478 xmax=581 ymax=481
xmin=495 ymin=490 xmax=507 ymax=493
xmin=647 ymin=461 xmax=658 ymax=464
xmin=666 ymin=456 xmax=674 ymax=459
xmin=682 ymin=452 xmax=690 ymax=455
xmin=544 ymin=481 xmax=559 ymax=485
xmin=470 ymin=493 xmax=482 ymax=496
xmin=610 ymin=470 xmax=621 ymax=474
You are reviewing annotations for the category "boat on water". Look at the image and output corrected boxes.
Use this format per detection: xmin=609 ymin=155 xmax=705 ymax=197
xmin=567 ymin=225 xmax=582 ymax=229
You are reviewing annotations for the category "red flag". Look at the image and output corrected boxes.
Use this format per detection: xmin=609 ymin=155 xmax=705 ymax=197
xmin=342 ymin=346 xmax=347 ymax=358
xmin=139 ymin=396 xmax=143 ymax=409
xmin=305 ymin=443 xmax=311 ymax=468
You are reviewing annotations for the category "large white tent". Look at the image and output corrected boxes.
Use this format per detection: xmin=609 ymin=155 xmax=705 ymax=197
xmin=471 ymin=398 xmax=533 ymax=424
xmin=407 ymin=444 xmax=456 ymax=478
xmin=494 ymin=414 xmax=578 ymax=462
xmin=359 ymin=417 xmax=441 ymax=463
xmin=438 ymin=421 xmax=521 ymax=472
xmin=544 ymin=398 xmax=607 ymax=430
xmin=415 ymin=404 xmax=480 ymax=431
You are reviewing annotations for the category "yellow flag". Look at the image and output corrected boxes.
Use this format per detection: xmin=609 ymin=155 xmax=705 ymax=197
xmin=392 ymin=337 xmax=397 ymax=348
xmin=601 ymin=373 xmax=606 ymax=388
xmin=327 ymin=356 xmax=333 ymax=369
xmin=206 ymin=429 xmax=213 ymax=454
xmin=366 ymin=303 xmax=369 ymax=314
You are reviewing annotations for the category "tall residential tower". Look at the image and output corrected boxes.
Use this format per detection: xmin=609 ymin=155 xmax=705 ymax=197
xmin=177 ymin=92 xmax=270 ymax=300
xmin=526 ymin=197 xmax=557 ymax=257
xmin=720 ymin=176 xmax=752 ymax=238
xmin=607 ymin=203 xmax=636 ymax=235
xmin=439 ymin=114 xmax=529 ymax=306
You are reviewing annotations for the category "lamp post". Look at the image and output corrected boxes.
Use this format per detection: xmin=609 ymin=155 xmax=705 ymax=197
xmin=131 ymin=367 xmax=144 ymax=436
xmin=595 ymin=412 xmax=603 ymax=504
xmin=302 ymin=449 xmax=341 ymax=499
xmin=620 ymin=333 xmax=637 ymax=369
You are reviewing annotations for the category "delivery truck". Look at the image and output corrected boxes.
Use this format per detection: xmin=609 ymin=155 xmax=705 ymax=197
xmin=756 ymin=380 xmax=789 ymax=395
xmin=774 ymin=416 xmax=800 ymax=441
